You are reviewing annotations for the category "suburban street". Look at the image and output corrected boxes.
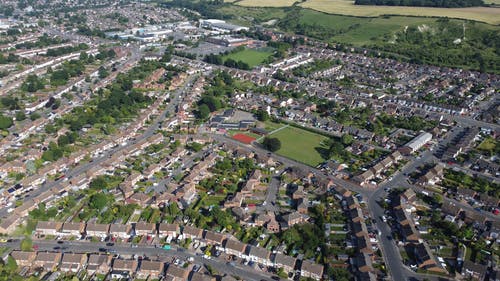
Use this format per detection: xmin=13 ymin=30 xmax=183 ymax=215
xmin=0 ymin=240 xmax=277 ymax=281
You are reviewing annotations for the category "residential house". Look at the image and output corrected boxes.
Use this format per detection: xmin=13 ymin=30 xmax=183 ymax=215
xmin=60 ymin=222 xmax=85 ymax=237
xmin=60 ymin=253 xmax=87 ymax=273
xmin=351 ymin=221 xmax=368 ymax=238
xmin=301 ymin=260 xmax=324 ymax=280
xmin=223 ymin=239 xmax=247 ymax=258
xmin=166 ymin=264 xmax=190 ymax=281
xmin=85 ymin=223 xmax=110 ymax=238
xmin=136 ymin=260 xmax=165 ymax=279
xmin=135 ymin=222 xmax=156 ymax=236
xmin=10 ymin=251 xmax=36 ymax=267
xmin=282 ymin=212 xmax=306 ymax=228
xmin=191 ymin=272 xmax=216 ymax=281
xmin=35 ymin=221 xmax=63 ymax=236
xmin=86 ymin=254 xmax=112 ymax=275
xmin=356 ymin=253 xmax=374 ymax=273
xmin=182 ymin=225 xmax=203 ymax=240
xmin=462 ymin=261 xmax=488 ymax=281
xmin=247 ymin=246 xmax=271 ymax=266
xmin=112 ymin=259 xmax=138 ymax=275
xmin=34 ymin=251 xmax=62 ymax=271
xmin=413 ymin=243 xmax=446 ymax=273
xmin=204 ymin=230 xmax=225 ymax=246
xmin=158 ymin=223 xmax=180 ymax=238
xmin=109 ymin=224 xmax=132 ymax=239
xmin=273 ymin=253 xmax=296 ymax=274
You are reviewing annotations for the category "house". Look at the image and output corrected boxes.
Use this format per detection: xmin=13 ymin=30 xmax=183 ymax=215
xmin=356 ymin=253 xmax=374 ymax=273
xmin=112 ymin=258 xmax=138 ymax=274
xmin=158 ymin=223 xmax=180 ymax=238
xmin=34 ymin=251 xmax=62 ymax=271
xmin=136 ymin=260 xmax=165 ymax=279
xmin=344 ymin=196 xmax=360 ymax=210
xmin=412 ymin=243 xmax=445 ymax=273
xmin=85 ymin=223 xmax=110 ymax=238
xmin=110 ymin=270 xmax=131 ymax=280
xmin=351 ymin=221 xmax=368 ymax=237
xmin=182 ymin=225 xmax=203 ymax=240
xmin=60 ymin=222 xmax=85 ymax=237
xmin=35 ymin=221 xmax=63 ymax=236
xmin=402 ymin=189 xmax=416 ymax=203
xmin=135 ymin=222 xmax=156 ymax=236
xmin=357 ymin=235 xmax=373 ymax=254
xmin=247 ymin=246 xmax=271 ymax=266
xmin=441 ymin=201 xmax=462 ymax=218
xmin=166 ymin=264 xmax=190 ymax=281
xmin=190 ymin=272 xmax=216 ymax=281
xmin=462 ymin=260 xmax=488 ymax=281
xmin=204 ymin=230 xmax=225 ymax=245
xmin=0 ymin=215 xmax=21 ymax=234
xmin=266 ymin=216 xmax=280 ymax=233
xmin=301 ymin=260 xmax=324 ymax=280
xmin=10 ymin=251 xmax=36 ymax=267
xmin=86 ymin=254 xmax=112 ymax=275
xmin=109 ymin=224 xmax=132 ymax=239
xmin=273 ymin=253 xmax=296 ymax=274
xmin=60 ymin=253 xmax=87 ymax=273
xmin=223 ymin=239 xmax=247 ymax=258
xmin=282 ymin=212 xmax=306 ymax=228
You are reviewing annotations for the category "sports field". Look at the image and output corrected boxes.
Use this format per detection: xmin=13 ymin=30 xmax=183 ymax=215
xmin=266 ymin=126 xmax=329 ymax=167
xmin=234 ymin=0 xmax=500 ymax=24
xmin=223 ymin=48 xmax=274 ymax=68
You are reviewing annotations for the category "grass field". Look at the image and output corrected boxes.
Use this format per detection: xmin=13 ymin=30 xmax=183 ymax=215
xmin=298 ymin=10 xmax=439 ymax=45
xmin=235 ymin=0 xmax=500 ymax=24
xmin=223 ymin=48 xmax=273 ymax=68
xmin=266 ymin=126 xmax=329 ymax=167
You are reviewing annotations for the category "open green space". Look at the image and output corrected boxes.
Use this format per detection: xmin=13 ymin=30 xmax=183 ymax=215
xmin=222 ymin=48 xmax=274 ymax=68
xmin=266 ymin=126 xmax=329 ymax=166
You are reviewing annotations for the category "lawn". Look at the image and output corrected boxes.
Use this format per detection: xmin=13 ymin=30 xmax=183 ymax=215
xmin=477 ymin=137 xmax=497 ymax=153
xmin=266 ymin=126 xmax=329 ymax=167
xmin=223 ymin=48 xmax=274 ymax=68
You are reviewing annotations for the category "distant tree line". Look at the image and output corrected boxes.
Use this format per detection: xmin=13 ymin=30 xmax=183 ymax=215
xmin=354 ymin=0 xmax=484 ymax=7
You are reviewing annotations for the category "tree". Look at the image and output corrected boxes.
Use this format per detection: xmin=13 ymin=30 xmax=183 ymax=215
xmin=256 ymin=109 xmax=269 ymax=121
xmin=98 ymin=66 xmax=109 ymax=79
xmin=89 ymin=193 xmax=108 ymax=211
xmin=341 ymin=134 xmax=354 ymax=145
xmin=262 ymin=137 xmax=281 ymax=152
xmin=197 ymin=104 xmax=210 ymax=119
xmin=15 ymin=111 xmax=25 ymax=121
xmin=0 ymin=114 xmax=13 ymax=130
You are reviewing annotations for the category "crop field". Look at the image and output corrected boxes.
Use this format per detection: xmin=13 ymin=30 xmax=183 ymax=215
xmin=234 ymin=0 xmax=500 ymax=24
xmin=223 ymin=48 xmax=273 ymax=68
xmin=266 ymin=126 xmax=329 ymax=167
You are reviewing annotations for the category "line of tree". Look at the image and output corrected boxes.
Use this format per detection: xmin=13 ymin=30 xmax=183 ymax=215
xmin=354 ymin=0 xmax=484 ymax=7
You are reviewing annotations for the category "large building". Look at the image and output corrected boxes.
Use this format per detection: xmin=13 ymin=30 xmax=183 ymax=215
xmin=401 ymin=132 xmax=432 ymax=154
xmin=199 ymin=19 xmax=248 ymax=33
xmin=206 ymin=35 xmax=253 ymax=47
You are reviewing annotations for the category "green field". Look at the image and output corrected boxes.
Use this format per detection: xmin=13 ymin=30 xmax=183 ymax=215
xmin=266 ymin=126 xmax=329 ymax=167
xmin=234 ymin=0 xmax=500 ymax=24
xmin=223 ymin=48 xmax=274 ymax=68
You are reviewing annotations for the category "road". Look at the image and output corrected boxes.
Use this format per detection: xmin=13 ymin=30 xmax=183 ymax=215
xmin=1 ymin=240 xmax=276 ymax=281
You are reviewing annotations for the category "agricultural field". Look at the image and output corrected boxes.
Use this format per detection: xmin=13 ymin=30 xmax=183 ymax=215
xmin=223 ymin=47 xmax=274 ymax=68
xmin=265 ymin=126 xmax=330 ymax=167
xmin=234 ymin=0 xmax=500 ymax=24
